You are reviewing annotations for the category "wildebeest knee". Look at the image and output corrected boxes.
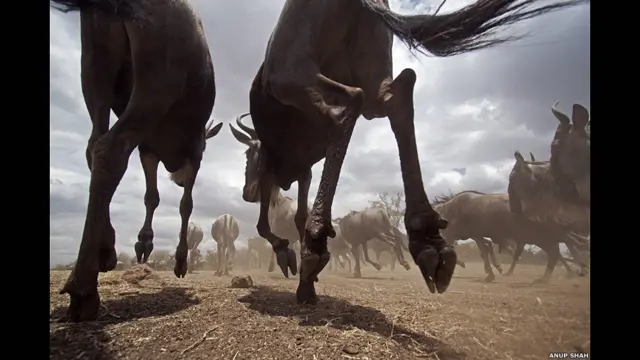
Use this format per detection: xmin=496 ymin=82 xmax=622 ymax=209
xmin=144 ymin=189 xmax=160 ymax=208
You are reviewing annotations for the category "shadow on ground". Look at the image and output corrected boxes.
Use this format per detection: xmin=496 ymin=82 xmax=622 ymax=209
xmin=238 ymin=286 xmax=466 ymax=360
xmin=50 ymin=287 xmax=200 ymax=360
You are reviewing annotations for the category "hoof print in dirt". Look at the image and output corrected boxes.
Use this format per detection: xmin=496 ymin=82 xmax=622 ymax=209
xmin=230 ymin=275 xmax=254 ymax=288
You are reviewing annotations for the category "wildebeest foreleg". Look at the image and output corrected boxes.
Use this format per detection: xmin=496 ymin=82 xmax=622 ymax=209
xmin=361 ymin=242 xmax=382 ymax=270
xmin=533 ymin=242 xmax=561 ymax=284
xmin=61 ymin=122 xmax=142 ymax=321
xmin=478 ymin=237 xmax=503 ymax=274
xmin=505 ymin=241 xmax=525 ymax=276
xmin=256 ymin=176 xmax=297 ymax=278
xmin=173 ymin=160 xmax=200 ymax=278
xmin=473 ymin=238 xmax=496 ymax=282
xmin=384 ymin=69 xmax=455 ymax=294
xmin=351 ymin=243 xmax=363 ymax=278
xmin=135 ymin=150 xmax=159 ymax=264
xmin=214 ymin=241 xmax=224 ymax=276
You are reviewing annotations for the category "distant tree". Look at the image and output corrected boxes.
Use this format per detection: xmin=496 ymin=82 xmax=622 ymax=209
xmin=369 ymin=191 xmax=405 ymax=228
xmin=149 ymin=250 xmax=171 ymax=263
xmin=117 ymin=251 xmax=132 ymax=265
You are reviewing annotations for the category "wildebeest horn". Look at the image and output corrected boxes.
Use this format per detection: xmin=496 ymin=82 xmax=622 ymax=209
xmin=514 ymin=151 xmax=525 ymax=164
xmin=229 ymin=123 xmax=252 ymax=146
xmin=529 ymin=152 xmax=536 ymax=162
xmin=571 ymin=104 xmax=590 ymax=130
xmin=205 ymin=120 xmax=223 ymax=139
xmin=236 ymin=113 xmax=257 ymax=139
xmin=551 ymin=101 xmax=570 ymax=124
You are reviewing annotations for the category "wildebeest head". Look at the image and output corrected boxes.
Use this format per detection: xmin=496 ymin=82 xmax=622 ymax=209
xmin=549 ymin=102 xmax=590 ymax=203
xmin=229 ymin=113 xmax=264 ymax=203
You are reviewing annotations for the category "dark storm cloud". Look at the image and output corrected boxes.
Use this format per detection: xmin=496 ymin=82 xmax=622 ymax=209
xmin=49 ymin=0 xmax=590 ymax=266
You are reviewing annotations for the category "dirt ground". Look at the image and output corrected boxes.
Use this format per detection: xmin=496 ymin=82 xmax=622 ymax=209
xmin=50 ymin=263 xmax=590 ymax=360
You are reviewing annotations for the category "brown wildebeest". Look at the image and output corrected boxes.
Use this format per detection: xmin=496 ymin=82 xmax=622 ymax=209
xmin=364 ymin=237 xmax=410 ymax=271
xmin=247 ymin=236 xmax=272 ymax=269
xmin=211 ymin=214 xmax=240 ymax=276
xmin=51 ymin=0 xmax=223 ymax=321
xmin=232 ymin=0 xmax=584 ymax=304
xmin=327 ymin=222 xmax=354 ymax=272
xmin=433 ymin=190 xmax=587 ymax=283
xmin=229 ymin=0 xmax=586 ymax=304
xmin=337 ymin=208 xmax=411 ymax=278
xmin=264 ymin=193 xmax=308 ymax=276
xmin=186 ymin=222 xmax=204 ymax=274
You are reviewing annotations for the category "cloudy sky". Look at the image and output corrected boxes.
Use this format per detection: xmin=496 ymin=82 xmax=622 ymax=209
xmin=50 ymin=0 xmax=590 ymax=266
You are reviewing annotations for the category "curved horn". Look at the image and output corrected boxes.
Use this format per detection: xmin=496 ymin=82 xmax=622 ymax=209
xmin=514 ymin=151 xmax=525 ymax=164
xmin=236 ymin=113 xmax=257 ymax=139
xmin=228 ymin=123 xmax=252 ymax=146
xmin=529 ymin=152 xmax=536 ymax=162
xmin=551 ymin=101 xmax=570 ymax=124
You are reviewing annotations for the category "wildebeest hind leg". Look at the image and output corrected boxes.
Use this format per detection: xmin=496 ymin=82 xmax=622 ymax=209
xmin=135 ymin=150 xmax=159 ymax=264
xmin=505 ymin=241 xmax=525 ymax=276
xmin=533 ymin=242 xmax=561 ymax=284
xmin=383 ymin=68 xmax=455 ymax=294
xmin=361 ymin=242 xmax=381 ymax=270
xmin=60 ymin=117 xmax=144 ymax=321
xmin=474 ymin=238 xmax=495 ymax=282
xmin=297 ymin=113 xmax=360 ymax=305
xmin=173 ymin=159 xmax=200 ymax=278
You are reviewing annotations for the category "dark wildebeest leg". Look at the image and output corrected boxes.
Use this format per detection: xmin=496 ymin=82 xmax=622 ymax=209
xmin=533 ymin=241 xmax=561 ymax=284
xmin=298 ymin=106 xmax=361 ymax=304
xmin=135 ymin=149 xmax=159 ymax=264
xmin=214 ymin=241 xmax=224 ymax=276
xmin=256 ymin=176 xmax=297 ymax=278
xmin=384 ymin=69 xmax=455 ymax=293
xmin=173 ymin=160 xmax=201 ymax=278
xmin=505 ymin=241 xmax=525 ymax=276
xmin=361 ymin=241 xmax=382 ymax=270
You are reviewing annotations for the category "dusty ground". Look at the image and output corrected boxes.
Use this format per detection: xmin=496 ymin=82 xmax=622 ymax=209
xmin=50 ymin=263 xmax=590 ymax=360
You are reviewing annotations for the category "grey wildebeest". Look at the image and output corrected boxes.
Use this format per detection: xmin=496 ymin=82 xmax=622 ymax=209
xmin=228 ymin=0 xmax=586 ymax=304
xmin=186 ymin=222 xmax=204 ymax=274
xmin=247 ymin=236 xmax=272 ymax=269
xmin=433 ymin=190 xmax=587 ymax=283
xmin=508 ymin=102 xmax=590 ymax=259
xmin=51 ymin=0 xmax=223 ymax=321
xmin=327 ymin=222 xmax=354 ymax=272
xmin=364 ymin=237 xmax=410 ymax=271
xmin=211 ymin=214 xmax=240 ymax=276
xmin=337 ymin=208 xmax=410 ymax=278
xmin=264 ymin=193 xmax=308 ymax=275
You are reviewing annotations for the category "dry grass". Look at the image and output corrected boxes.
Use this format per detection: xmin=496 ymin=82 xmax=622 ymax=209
xmin=50 ymin=263 xmax=590 ymax=360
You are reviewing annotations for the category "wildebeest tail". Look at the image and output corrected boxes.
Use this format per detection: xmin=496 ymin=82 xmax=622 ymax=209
xmin=360 ymin=0 xmax=587 ymax=57
xmin=50 ymin=0 xmax=148 ymax=20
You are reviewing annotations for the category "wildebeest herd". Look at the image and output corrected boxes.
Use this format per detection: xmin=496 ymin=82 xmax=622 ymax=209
xmin=50 ymin=0 xmax=589 ymax=322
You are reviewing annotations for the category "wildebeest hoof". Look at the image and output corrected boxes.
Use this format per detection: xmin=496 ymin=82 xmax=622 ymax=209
xmin=353 ymin=272 xmax=362 ymax=278
xmin=173 ymin=258 xmax=187 ymax=278
xmin=401 ymin=261 xmax=411 ymax=271
xmin=134 ymin=240 xmax=154 ymax=263
xmin=98 ymin=246 xmax=118 ymax=273
xmin=504 ymin=271 xmax=513 ymax=277
xmin=276 ymin=248 xmax=297 ymax=278
xmin=495 ymin=264 xmax=503 ymax=274
xmin=372 ymin=263 xmax=382 ymax=271
xmin=414 ymin=244 xmax=457 ymax=294
xmin=484 ymin=273 xmax=495 ymax=283
xmin=60 ymin=275 xmax=100 ymax=322
xmin=296 ymin=279 xmax=319 ymax=305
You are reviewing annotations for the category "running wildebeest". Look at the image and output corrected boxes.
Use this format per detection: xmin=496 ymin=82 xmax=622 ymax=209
xmin=51 ymin=0 xmax=223 ymax=321
xmin=508 ymin=103 xmax=590 ymax=243
xmin=211 ymin=214 xmax=240 ymax=276
xmin=327 ymin=222 xmax=354 ymax=272
xmin=229 ymin=0 xmax=586 ymax=304
xmin=247 ymin=236 xmax=272 ymax=269
xmin=186 ymin=222 xmax=204 ymax=274
xmin=364 ymin=237 xmax=410 ymax=271
xmin=337 ymin=208 xmax=410 ymax=278
xmin=433 ymin=190 xmax=587 ymax=283
xmin=265 ymin=193 xmax=308 ymax=275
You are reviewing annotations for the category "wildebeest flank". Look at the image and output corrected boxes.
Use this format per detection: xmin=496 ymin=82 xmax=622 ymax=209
xmin=230 ymin=0 xmax=586 ymax=305
xmin=211 ymin=214 xmax=240 ymax=276
xmin=51 ymin=0 xmax=223 ymax=322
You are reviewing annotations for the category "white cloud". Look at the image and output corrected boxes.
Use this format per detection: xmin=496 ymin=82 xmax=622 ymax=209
xmin=49 ymin=0 xmax=590 ymax=266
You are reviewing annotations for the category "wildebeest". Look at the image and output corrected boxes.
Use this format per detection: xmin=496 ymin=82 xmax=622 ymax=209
xmin=508 ymin=102 xmax=590 ymax=240
xmin=247 ymin=236 xmax=272 ymax=269
xmin=265 ymin=193 xmax=309 ymax=275
xmin=229 ymin=0 xmax=586 ymax=304
xmin=51 ymin=0 xmax=223 ymax=321
xmin=327 ymin=222 xmax=354 ymax=272
xmin=337 ymin=208 xmax=410 ymax=278
xmin=433 ymin=190 xmax=587 ymax=283
xmin=364 ymin=237 xmax=410 ymax=271
xmin=186 ymin=222 xmax=204 ymax=274
xmin=211 ymin=214 xmax=240 ymax=276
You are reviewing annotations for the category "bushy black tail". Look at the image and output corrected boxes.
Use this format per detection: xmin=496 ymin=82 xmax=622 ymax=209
xmin=360 ymin=0 xmax=588 ymax=57
xmin=50 ymin=0 xmax=148 ymax=20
